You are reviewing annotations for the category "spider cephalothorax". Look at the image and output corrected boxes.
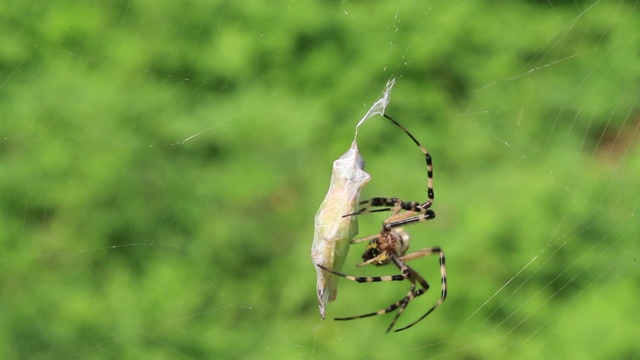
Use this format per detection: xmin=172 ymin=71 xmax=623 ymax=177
xmin=360 ymin=227 xmax=410 ymax=266
xmin=317 ymin=114 xmax=447 ymax=333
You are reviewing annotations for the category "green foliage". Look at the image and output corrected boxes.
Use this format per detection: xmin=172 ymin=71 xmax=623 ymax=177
xmin=1 ymin=0 xmax=639 ymax=359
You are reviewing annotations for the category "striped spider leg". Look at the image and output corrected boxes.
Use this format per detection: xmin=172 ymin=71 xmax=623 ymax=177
xmin=317 ymin=114 xmax=447 ymax=332
xmin=347 ymin=113 xmax=434 ymax=218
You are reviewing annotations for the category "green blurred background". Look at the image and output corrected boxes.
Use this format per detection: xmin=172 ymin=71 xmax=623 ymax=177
xmin=1 ymin=1 xmax=639 ymax=359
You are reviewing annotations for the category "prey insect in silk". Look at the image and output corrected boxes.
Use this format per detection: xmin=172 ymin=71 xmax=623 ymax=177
xmin=311 ymin=79 xmax=395 ymax=319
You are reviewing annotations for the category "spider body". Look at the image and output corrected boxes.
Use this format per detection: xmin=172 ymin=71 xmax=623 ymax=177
xmin=317 ymin=114 xmax=447 ymax=333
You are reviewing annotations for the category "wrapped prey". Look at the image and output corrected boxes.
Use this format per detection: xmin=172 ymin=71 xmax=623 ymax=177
xmin=311 ymin=79 xmax=395 ymax=319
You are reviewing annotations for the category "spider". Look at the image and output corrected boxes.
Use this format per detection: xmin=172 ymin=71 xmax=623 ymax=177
xmin=317 ymin=114 xmax=447 ymax=333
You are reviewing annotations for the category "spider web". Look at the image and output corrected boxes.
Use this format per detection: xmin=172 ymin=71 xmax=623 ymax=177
xmin=1 ymin=1 xmax=638 ymax=359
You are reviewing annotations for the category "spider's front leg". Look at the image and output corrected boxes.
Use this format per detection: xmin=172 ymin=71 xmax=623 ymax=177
xmin=343 ymin=197 xmax=429 ymax=218
xmin=383 ymin=208 xmax=436 ymax=230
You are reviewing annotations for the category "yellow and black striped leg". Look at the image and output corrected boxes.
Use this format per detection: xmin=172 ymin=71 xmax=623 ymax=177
xmin=384 ymin=283 xmax=420 ymax=333
xmin=344 ymin=197 xmax=432 ymax=218
xmin=383 ymin=209 xmax=436 ymax=230
xmin=316 ymin=263 xmax=408 ymax=283
xmin=394 ymin=247 xmax=447 ymax=332
xmin=334 ymin=286 xmax=426 ymax=332
xmin=344 ymin=113 xmax=435 ymax=219
xmin=382 ymin=113 xmax=434 ymax=203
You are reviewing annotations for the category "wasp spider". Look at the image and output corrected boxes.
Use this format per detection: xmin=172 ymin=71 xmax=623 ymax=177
xmin=318 ymin=114 xmax=447 ymax=333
